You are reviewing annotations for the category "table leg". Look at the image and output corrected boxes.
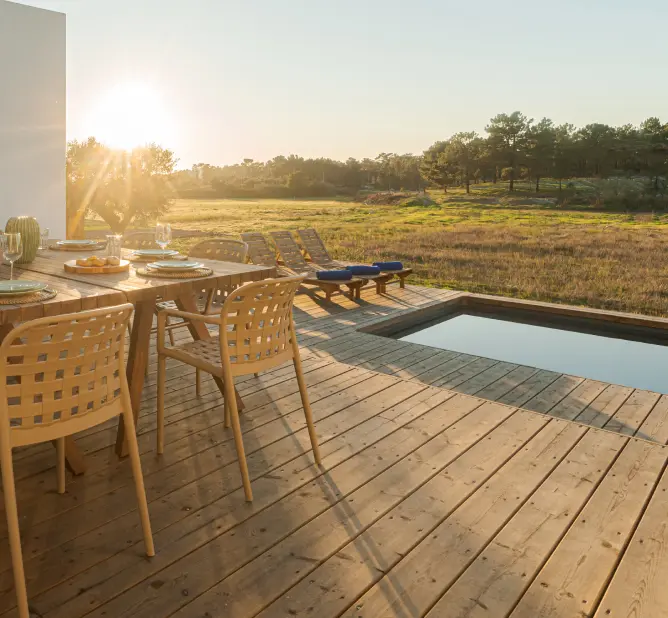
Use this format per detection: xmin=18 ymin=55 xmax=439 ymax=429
xmin=0 ymin=323 xmax=88 ymax=474
xmin=115 ymin=300 xmax=154 ymax=457
xmin=175 ymin=292 xmax=245 ymax=411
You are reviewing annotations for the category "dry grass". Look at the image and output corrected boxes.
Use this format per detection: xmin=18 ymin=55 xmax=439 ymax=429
xmin=90 ymin=193 xmax=668 ymax=317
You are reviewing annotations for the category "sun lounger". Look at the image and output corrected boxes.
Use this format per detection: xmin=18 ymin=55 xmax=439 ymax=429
xmin=297 ymin=228 xmax=413 ymax=288
xmin=240 ymin=232 xmax=365 ymax=301
xmin=271 ymin=230 xmax=394 ymax=295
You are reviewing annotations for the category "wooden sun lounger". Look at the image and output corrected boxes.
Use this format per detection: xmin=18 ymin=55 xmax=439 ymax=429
xmin=240 ymin=232 xmax=365 ymax=301
xmin=271 ymin=230 xmax=394 ymax=295
xmin=297 ymin=228 xmax=413 ymax=288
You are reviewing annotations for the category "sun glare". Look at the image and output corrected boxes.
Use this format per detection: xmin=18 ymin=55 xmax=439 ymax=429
xmin=86 ymin=82 xmax=173 ymax=150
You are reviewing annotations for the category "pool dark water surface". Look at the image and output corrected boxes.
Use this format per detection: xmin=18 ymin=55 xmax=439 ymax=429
xmin=398 ymin=313 xmax=668 ymax=394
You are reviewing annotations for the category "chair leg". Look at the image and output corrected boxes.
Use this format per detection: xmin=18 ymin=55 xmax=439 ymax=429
xmin=253 ymin=372 xmax=259 ymax=378
xmin=224 ymin=377 xmax=252 ymax=501
xmin=1 ymin=444 xmax=30 ymax=618
xmin=157 ymin=354 xmax=166 ymax=454
xmin=165 ymin=316 xmax=176 ymax=346
xmin=195 ymin=369 xmax=201 ymax=397
xmin=293 ymin=356 xmax=321 ymax=465
xmin=121 ymin=407 xmax=156 ymax=557
xmin=224 ymin=396 xmax=231 ymax=429
xmin=56 ymin=437 xmax=66 ymax=494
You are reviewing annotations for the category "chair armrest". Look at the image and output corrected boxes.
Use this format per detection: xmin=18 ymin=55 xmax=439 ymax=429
xmin=158 ymin=307 xmax=222 ymax=325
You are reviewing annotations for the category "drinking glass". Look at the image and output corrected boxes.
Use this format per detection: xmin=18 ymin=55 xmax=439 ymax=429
xmin=39 ymin=228 xmax=50 ymax=250
xmin=106 ymin=234 xmax=122 ymax=260
xmin=4 ymin=233 xmax=22 ymax=280
xmin=155 ymin=223 xmax=172 ymax=251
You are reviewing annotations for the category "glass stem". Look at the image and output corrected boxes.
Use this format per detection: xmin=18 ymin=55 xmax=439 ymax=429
xmin=10 ymin=262 xmax=13 ymax=281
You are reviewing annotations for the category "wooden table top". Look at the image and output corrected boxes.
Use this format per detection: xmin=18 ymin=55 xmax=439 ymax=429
xmin=0 ymin=249 xmax=276 ymax=324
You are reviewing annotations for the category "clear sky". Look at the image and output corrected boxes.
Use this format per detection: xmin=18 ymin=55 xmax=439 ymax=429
xmin=17 ymin=0 xmax=668 ymax=168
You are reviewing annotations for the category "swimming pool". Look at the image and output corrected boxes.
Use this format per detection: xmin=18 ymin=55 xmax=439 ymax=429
xmin=368 ymin=295 xmax=668 ymax=394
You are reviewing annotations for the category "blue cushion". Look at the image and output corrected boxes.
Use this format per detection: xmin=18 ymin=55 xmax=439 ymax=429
xmin=345 ymin=265 xmax=382 ymax=276
xmin=373 ymin=261 xmax=404 ymax=271
xmin=316 ymin=270 xmax=353 ymax=281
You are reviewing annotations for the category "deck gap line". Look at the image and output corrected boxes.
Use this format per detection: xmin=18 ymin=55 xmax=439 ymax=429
xmin=168 ymin=405 xmax=535 ymax=618
xmin=329 ymin=418 xmax=586 ymax=618
xmin=63 ymin=391 xmax=484 ymax=618
xmin=426 ymin=425 xmax=625 ymax=618
xmin=1 ymin=369 xmax=387 ymax=545
xmin=587 ymin=439 xmax=668 ymax=618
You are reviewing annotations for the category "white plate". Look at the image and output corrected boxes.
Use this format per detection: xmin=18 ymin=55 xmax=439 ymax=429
xmin=0 ymin=281 xmax=48 ymax=295
xmin=132 ymin=249 xmax=178 ymax=257
xmin=148 ymin=260 xmax=202 ymax=271
xmin=56 ymin=239 xmax=97 ymax=246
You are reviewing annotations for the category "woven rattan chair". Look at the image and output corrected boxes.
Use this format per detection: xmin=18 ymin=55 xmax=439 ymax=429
xmin=297 ymin=228 xmax=413 ymax=288
xmin=0 ymin=305 xmax=155 ymax=618
xmin=156 ymin=274 xmax=321 ymax=502
xmin=186 ymin=238 xmax=249 ymax=396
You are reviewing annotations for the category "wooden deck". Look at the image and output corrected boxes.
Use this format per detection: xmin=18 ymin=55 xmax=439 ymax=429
xmin=1 ymin=284 xmax=667 ymax=617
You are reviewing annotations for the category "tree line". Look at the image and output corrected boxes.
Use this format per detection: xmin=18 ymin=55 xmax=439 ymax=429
xmin=66 ymin=112 xmax=668 ymax=233
xmin=170 ymin=112 xmax=668 ymax=198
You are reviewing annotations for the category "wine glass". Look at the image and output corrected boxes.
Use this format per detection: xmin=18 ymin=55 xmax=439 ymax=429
xmin=155 ymin=223 xmax=172 ymax=251
xmin=4 ymin=233 xmax=22 ymax=280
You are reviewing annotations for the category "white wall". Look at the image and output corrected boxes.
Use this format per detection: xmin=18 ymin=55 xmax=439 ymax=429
xmin=0 ymin=0 xmax=66 ymax=239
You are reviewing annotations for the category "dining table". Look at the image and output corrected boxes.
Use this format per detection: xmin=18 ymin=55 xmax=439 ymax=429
xmin=0 ymin=246 xmax=276 ymax=474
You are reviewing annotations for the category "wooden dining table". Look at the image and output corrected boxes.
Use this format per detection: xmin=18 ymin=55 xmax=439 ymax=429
xmin=0 ymin=248 xmax=275 ymax=474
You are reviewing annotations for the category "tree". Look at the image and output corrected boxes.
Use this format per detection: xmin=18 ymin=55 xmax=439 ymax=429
xmin=553 ymin=123 xmax=576 ymax=190
xmin=287 ymin=170 xmax=308 ymax=197
xmin=574 ymin=123 xmax=616 ymax=177
xmin=485 ymin=112 xmax=532 ymax=191
xmin=420 ymin=141 xmax=456 ymax=192
xmin=639 ymin=118 xmax=668 ymax=190
xmin=443 ymin=132 xmax=483 ymax=194
xmin=525 ymin=118 xmax=556 ymax=192
xmin=66 ymin=139 xmax=177 ymax=234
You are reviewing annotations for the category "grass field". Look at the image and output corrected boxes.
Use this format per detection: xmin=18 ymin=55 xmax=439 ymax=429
xmin=96 ymin=185 xmax=668 ymax=317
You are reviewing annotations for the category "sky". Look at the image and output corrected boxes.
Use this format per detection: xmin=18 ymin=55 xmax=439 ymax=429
xmin=17 ymin=0 xmax=668 ymax=168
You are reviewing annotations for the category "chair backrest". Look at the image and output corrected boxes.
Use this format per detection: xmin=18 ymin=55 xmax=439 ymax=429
xmin=189 ymin=238 xmax=248 ymax=263
xmin=240 ymin=232 xmax=278 ymax=266
xmin=0 ymin=304 xmax=134 ymax=447
xmin=123 ymin=232 xmax=156 ymax=250
xmin=297 ymin=229 xmax=334 ymax=265
xmin=269 ymin=231 xmax=310 ymax=269
xmin=218 ymin=275 xmax=305 ymax=375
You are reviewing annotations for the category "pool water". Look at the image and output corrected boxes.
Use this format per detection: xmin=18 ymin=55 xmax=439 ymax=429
xmin=398 ymin=313 xmax=668 ymax=394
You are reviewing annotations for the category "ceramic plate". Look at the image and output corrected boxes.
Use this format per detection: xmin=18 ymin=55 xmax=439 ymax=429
xmin=132 ymin=249 xmax=179 ymax=257
xmin=56 ymin=240 xmax=97 ymax=246
xmin=148 ymin=260 xmax=202 ymax=271
xmin=0 ymin=281 xmax=48 ymax=295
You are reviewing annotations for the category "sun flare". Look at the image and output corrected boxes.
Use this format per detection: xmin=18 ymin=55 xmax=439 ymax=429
xmin=86 ymin=82 xmax=173 ymax=150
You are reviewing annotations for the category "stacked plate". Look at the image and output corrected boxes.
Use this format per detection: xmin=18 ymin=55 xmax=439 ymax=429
xmin=56 ymin=239 xmax=100 ymax=249
xmin=0 ymin=281 xmax=48 ymax=297
xmin=131 ymin=249 xmax=179 ymax=260
xmin=146 ymin=260 xmax=203 ymax=273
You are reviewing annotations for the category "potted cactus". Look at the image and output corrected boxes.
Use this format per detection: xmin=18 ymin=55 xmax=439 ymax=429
xmin=5 ymin=216 xmax=40 ymax=264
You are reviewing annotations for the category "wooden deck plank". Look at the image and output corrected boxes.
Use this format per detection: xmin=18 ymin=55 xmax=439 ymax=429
xmin=474 ymin=365 xmax=540 ymax=401
xmin=603 ymin=390 xmax=662 ymax=437
xmin=145 ymin=405 xmax=539 ymax=618
xmin=573 ymin=383 xmax=634 ymax=429
xmin=594 ymin=456 xmax=668 ymax=618
xmin=35 ymin=390 xmax=482 ymax=618
xmin=548 ymin=378 xmax=609 ymax=421
xmin=636 ymin=395 xmax=668 ymax=444
xmin=496 ymin=369 xmax=562 ymax=408
xmin=509 ymin=438 xmax=667 ymax=618
xmin=457 ymin=361 xmax=519 ymax=395
xmin=425 ymin=428 xmax=626 ymax=618
xmin=432 ymin=357 xmax=500 ymax=389
xmin=333 ymin=419 xmax=587 ymax=618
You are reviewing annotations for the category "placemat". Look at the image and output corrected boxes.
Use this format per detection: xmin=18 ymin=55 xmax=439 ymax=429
xmin=128 ymin=254 xmax=188 ymax=263
xmin=0 ymin=288 xmax=57 ymax=305
xmin=136 ymin=267 xmax=213 ymax=279
xmin=50 ymin=243 xmax=106 ymax=252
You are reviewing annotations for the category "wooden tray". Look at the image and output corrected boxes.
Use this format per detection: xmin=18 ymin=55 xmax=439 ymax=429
xmin=64 ymin=259 xmax=130 ymax=274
